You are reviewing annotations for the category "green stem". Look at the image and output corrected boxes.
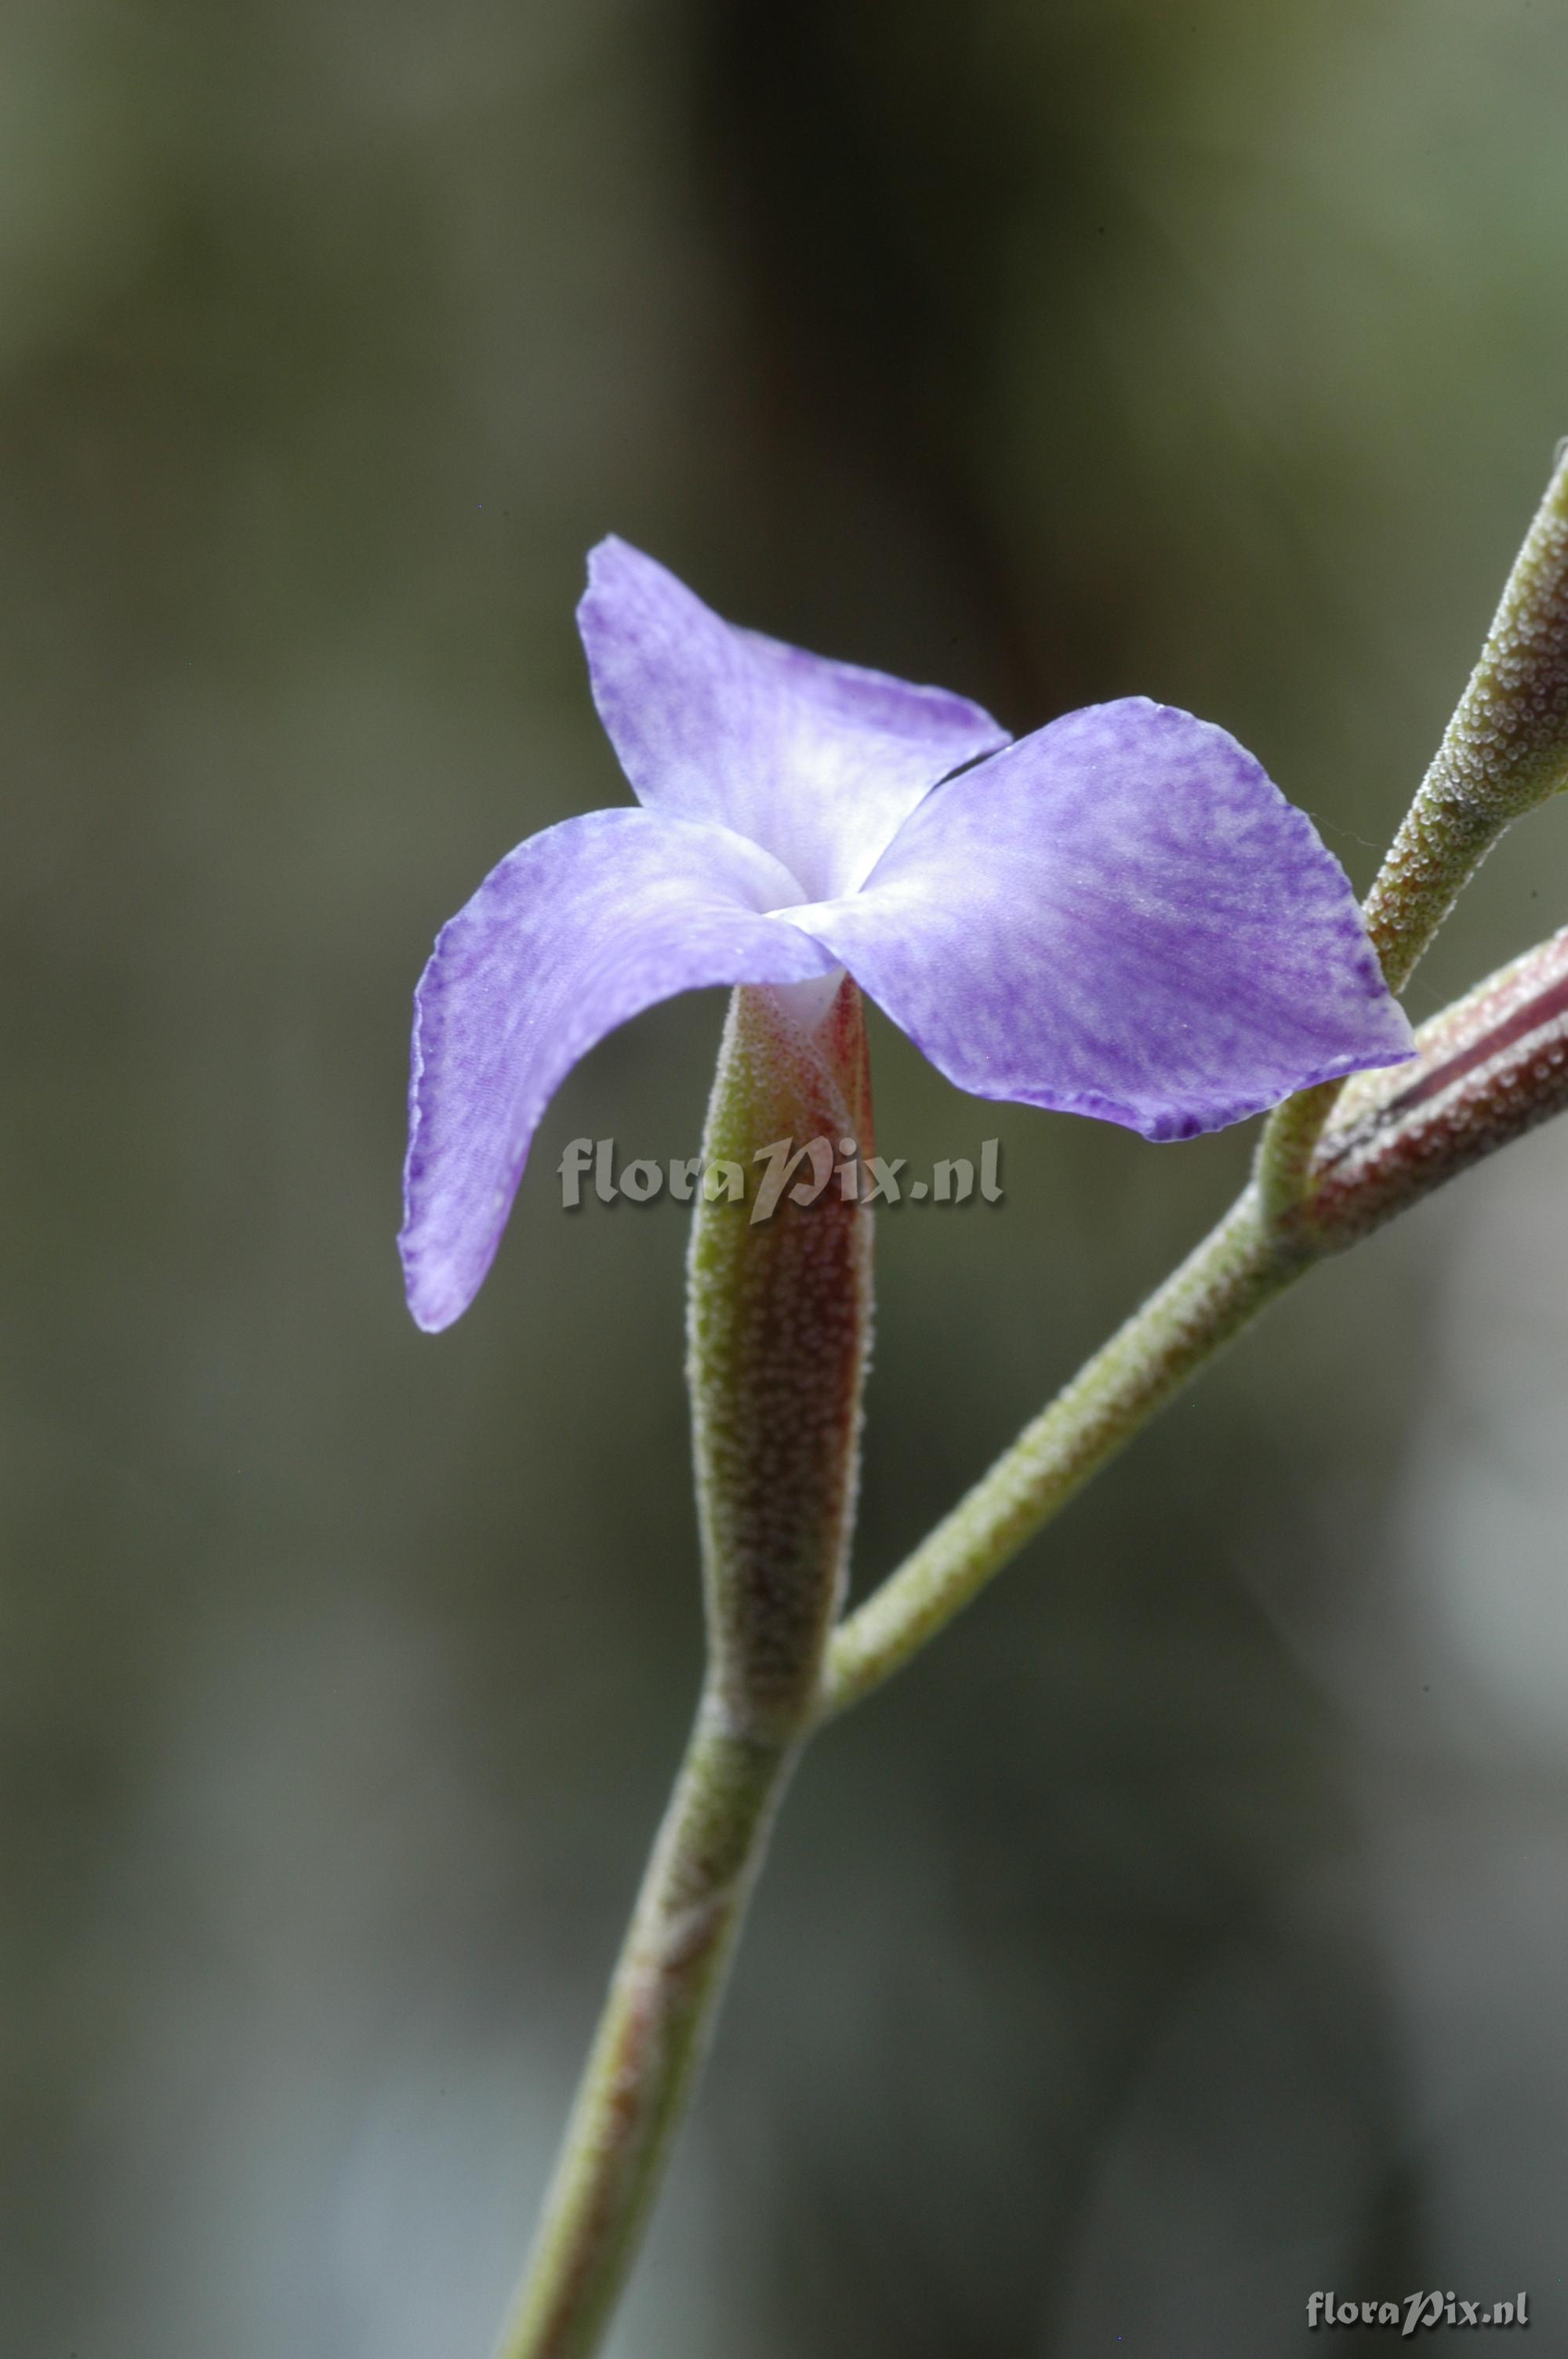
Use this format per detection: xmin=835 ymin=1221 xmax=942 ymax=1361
xmin=1256 ymin=441 xmax=1568 ymax=1221
xmin=496 ymin=981 xmax=874 ymax=2359
xmin=823 ymin=913 xmax=1568 ymax=1720
xmin=822 ymin=1190 xmax=1302 ymax=1717
xmin=492 ymin=1696 xmax=796 ymax=2359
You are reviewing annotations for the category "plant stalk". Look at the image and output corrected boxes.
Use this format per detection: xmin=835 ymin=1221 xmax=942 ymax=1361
xmin=495 ymin=979 xmax=874 ymax=2359
xmin=1256 ymin=440 xmax=1568 ymax=1220
xmin=822 ymin=1190 xmax=1301 ymax=1717
xmin=492 ymin=1698 xmax=796 ymax=2359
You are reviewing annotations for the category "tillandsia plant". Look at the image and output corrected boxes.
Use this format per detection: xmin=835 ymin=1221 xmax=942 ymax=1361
xmin=399 ymin=447 xmax=1568 ymax=2359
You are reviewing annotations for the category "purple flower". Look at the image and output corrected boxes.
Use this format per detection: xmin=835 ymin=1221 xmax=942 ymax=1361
xmin=400 ymin=540 xmax=1413 ymax=1330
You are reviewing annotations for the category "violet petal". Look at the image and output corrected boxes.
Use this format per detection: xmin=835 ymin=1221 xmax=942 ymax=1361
xmin=782 ymin=698 xmax=1415 ymax=1139
xmin=576 ymin=536 xmax=1007 ymax=902
xmin=400 ymin=809 xmax=836 ymax=1330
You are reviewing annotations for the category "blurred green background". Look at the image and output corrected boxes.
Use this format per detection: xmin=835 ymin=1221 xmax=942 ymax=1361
xmin=5 ymin=2 xmax=1568 ymax=2352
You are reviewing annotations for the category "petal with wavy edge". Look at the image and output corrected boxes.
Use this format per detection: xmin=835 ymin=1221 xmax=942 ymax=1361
xmin=576 ymin=536 xmax=1008 ymax=902
xmin=781 ymin=699 xmax=1415 ymax=1139
xmin=400 ymin=809 xmax=837 ymax=1330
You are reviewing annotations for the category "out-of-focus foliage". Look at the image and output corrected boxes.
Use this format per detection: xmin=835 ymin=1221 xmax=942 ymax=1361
xmin=4 ymin=2 xmax=1568 ymax=2351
